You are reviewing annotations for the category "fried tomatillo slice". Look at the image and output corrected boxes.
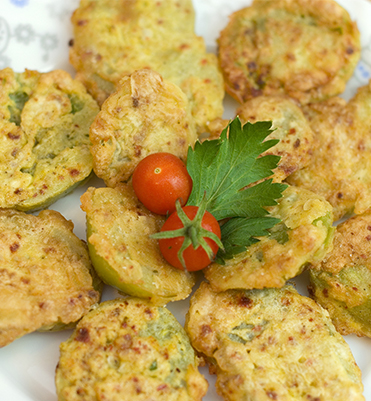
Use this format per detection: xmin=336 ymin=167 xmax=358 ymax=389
xmin=208 ymin=95 xmax=314 ymax=183
xmin=70 ymin=0 xmax=224 ymax=133
xmin=236 ymin=96 xmax=314 ymax=182
xmin=308 ymin=210 xmax=371 ymax=337
xmin=55 ymin=298 xmax=208 ymax=401
xmin=287 ymin=81 xmax=371 ymax=220
xmin=0 ymin=209 xmax=101 ymax=348
xmin=0 ymin=68 xmax=99 ymax=211
xmin=89 ymin=69 xmax=197 ymax=187
xmin=204 ymin=185 xmax=334 ymax=292
xmin=185 ymin=282 xmax=365 ymax=401
xmin=218 ymin=0 xmax=360 ymax=105
xmin=80 ymin=184 xmax=196 ymax=305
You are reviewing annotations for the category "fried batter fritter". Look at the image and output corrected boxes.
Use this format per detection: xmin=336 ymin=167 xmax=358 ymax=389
xmin=218 ymin=0 xmax=360 ymax=105
xmin=208 ymin=95 xmax=315 ymax=183
xmin=56 ymin=297 xmax=208 ymax=401
xmin=80 ymin=184 xmax=195 ymax=305
xmin=309 ymin=210 xmax=371 ymax=337
xmin=0 ymin=68 xmax=99 ymax=211
xmin=0 ymin=209 xmax=101 ymax=348
xmin=70 ymin=0 xmax=224 ymax=133
xmin=236 ymin=96 xmax=314 ymax=182
xmin=204 ymin=185 xmax=334 ymax=292
xmin=89 ymin=69 xmax=197 ymax=187
xmin=185 ymin=282 xmax=365 ymax=401
xmin=287 ymin=80 xmax=371 ymax=220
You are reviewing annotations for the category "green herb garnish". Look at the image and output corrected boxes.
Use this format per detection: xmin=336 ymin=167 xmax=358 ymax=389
xmin=186 ymin=117 xmax=287 ymax=263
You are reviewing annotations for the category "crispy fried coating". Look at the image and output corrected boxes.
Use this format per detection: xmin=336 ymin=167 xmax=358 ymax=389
xmin=89 ymin=69 xmax=197 ymax=187
xmin=56 ymin=297 xmax=208 ymax=401
xmin=208 ymin=95 xmax=315 ymax=183
xmin=204 ymin=185 xmax=334 ymax=292
xmin=236 ymin=96 xmax=314 ymax=182
xmin=70 ymin=0 xmax=224 ymax=133
xmin=287 ymin=80 xmax=371 ymax=221
xmin=80 ymin=184 xmax=196 ymax=305
xmin=0 ymin=68 xmax=99 ymax=211
xmin=309 ymin=210 xmax=371 ymax=337
xmin=185 ymin=282 xmax=365 ymax=401
xmin=218 ymin=0 xmax=360 ymax=105
xmin=0 ymin=209 xmax=101 ymax=348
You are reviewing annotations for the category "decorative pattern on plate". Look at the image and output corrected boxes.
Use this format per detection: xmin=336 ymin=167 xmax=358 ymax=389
xmin=0 ymin=1 xmax=371 ymax=401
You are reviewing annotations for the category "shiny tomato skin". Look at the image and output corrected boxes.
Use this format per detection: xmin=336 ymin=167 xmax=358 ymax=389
xmin=158 ymin=206 xmax=221 ymax=271
xmin=132 ymin=152 xmax=192 ymax=215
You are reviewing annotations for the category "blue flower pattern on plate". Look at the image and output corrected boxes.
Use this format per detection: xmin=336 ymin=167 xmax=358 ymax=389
xmin=10 ymin=0 xmax=29 ymax=7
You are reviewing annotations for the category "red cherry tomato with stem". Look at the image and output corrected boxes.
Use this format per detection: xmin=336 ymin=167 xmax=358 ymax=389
xmin=132 ymin=152 xmax=192 ymax=215
xmin=154 ymin=203 xmax=222 ymax=272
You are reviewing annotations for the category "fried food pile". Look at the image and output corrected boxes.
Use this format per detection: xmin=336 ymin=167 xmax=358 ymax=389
xmin=0 ymin=68 xmax=99 ymax=211
xmin=80 ymin=184 xmax=195 ymax=305
xmin=56 ymin=298 xmax=207 ymax=401
xmin=69 ymin=0 xmax=224 ymax=133
xmin=1 ymin=0 xmax=371 ymax=400
xmin=186 ymin=282 xmax=365 ymax=401
xmin=89 ymin=69 xmax=197 ymax=187
xmin=287 ymin=81 xmax=371 ymax=220
xmin=218 ymin=0 xmax=360 ymax=105
xmin=204 ymin=186 xmax=335 ymax=292
xmin=309 ymin=210 xmax=371 ymax=337
xmin=0 ymin=209 xmax=101 ymax=348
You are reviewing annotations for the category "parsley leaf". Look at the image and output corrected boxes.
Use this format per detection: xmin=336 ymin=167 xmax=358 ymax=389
xmin=186 ymin=117 xmax=287 ymax=220
xmin=215 ymin=216 xmax=281 ymax=264
xmin=186 ymin=117 xmax=287 ymax=263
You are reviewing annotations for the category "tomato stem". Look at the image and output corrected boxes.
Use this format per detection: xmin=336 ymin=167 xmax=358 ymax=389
xmin=151 ymin=196 xmax=224 ymax=270
xmin=188 ymin=226 xmax=198 ymax=248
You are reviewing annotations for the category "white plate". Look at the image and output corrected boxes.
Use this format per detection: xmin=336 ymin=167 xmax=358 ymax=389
xmin=0 ymin=0 xmax=371 ymax=400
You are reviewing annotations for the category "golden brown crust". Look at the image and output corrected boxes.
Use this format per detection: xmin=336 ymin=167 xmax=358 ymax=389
xmin=204 ymin=185 xmax=334 ymax=291
xmin=89 ymin=69 xmax=198 ymax=187
xmin=218 ymin=0 xmax=360 ymax=105
xmin=185 ymin=282 xmax=365 ymax=401
xmin=80 ymin=183 xmax=195 ymax=305
xmin=0 ymin=67 xmax=99 ymax=211
xmin=208 ymin=96 xmax=315 ymax=183
xmin=0 ymin=209 xmax=100 ymax=348
xmin=56 ymin=298 xmax=208 ymax=401
xmin=317 ymin=211 xmax=371 ymax=275
xmin=309 ymin=210 xmax=371 ymax=337
xmin=236 ymin=96 xmax=314 ymax=182
xmin=70 ymin=0 xmax=224 ymax=133
xmin=287 ymin=80 xmax=371 ymax=220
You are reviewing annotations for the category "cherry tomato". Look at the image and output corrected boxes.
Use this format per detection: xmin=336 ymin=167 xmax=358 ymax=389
xmin=132 ymin=152 xmax=193 ymax=215
xmin=158 ymin=206 xmax=221 ymax=271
